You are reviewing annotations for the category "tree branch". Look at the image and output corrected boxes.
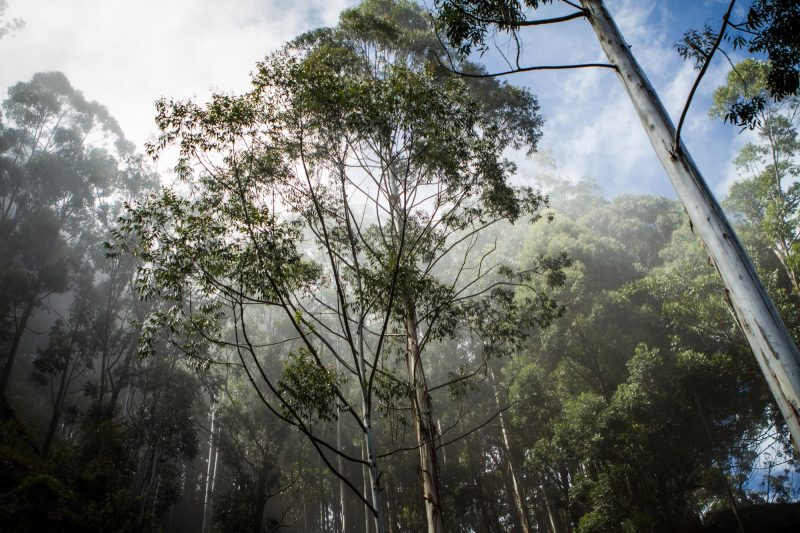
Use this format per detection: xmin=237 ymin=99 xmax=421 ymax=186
xmin=674 ymin=0 xmax=736 ymax=150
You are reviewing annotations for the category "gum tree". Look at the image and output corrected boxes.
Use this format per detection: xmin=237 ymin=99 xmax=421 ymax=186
xmin=434 ymin=0 xmax=800 ymax=451
xmin=117 ymin=2 xmax=563 ymax=531
xmin=0 ymin=71 xmax=134 ymax=398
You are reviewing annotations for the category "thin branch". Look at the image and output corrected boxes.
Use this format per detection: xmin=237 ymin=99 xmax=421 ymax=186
xmin=674 ymin=0 xmax=736 ymax=149
xmin=437 ymin=401 xmax=519 ymax=449
xmin=513 ymin=11 xmax=585 ymax=27
xmin=443 ymin=62 xmax=616 ymax=79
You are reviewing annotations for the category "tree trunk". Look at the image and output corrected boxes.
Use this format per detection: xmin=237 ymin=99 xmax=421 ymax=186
xmin=356 ymin=342 xmax=385 ymax=533
xmin=384 ymin=470 xmax=396 ymax=533
xmin=362 ymin=441 xmax=373 ymax=533
xmin=42 ymin=361 xmax=70 ymax=456
xmin=0 ymin=298 xmax=36 ymax=397
xmin=105 ymin=344 xmax=135 ymax=420
xmin=581 ymin=0 xmax=800 ymax=452
xmin=201 ymin=408 xmax=216 ymax=533
xmin=489 ymin=368 xmax=530 ymax=533
xmin=339 ymin=162 xmax=387 ymax=533
xmin=138 ymin=444 xmax=161 ymax=529
xmin=207 ymin=442 xmax=220 ymax=532
xmin=404 ymin=304 xmax=445 ymax=533
xmin=337 ymin=410 xmax=347 ymax=533
xmin=538 ymin=482 xmax=560 ymax=533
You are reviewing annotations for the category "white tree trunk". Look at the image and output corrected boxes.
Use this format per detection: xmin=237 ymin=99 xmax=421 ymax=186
xmin=201 ymin=408 xmax=216 ymax=533
xmin=581 ymin=0 xmax=800 ymax=450
xmin=405 ymin=308 xmax=445 ymax=533
xmin=337 ymin=396 xmax=347 ymax=533
xmin=490 ymin=368 xmax=530 ymax=533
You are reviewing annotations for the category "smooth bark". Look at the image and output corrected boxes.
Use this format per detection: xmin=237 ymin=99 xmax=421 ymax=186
xmin=581 ymin=0 xmax=800 ymax=451
xmin=490 ymin=368 xmax=530 ymax=533
xmin=404 ymin=305 xmax=444 ymax=533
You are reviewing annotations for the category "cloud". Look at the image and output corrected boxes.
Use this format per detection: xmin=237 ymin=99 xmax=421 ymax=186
xmin=0 ymin=0 xmax=354 ymax=151
xmin=501 ymin=0 xmax=751 ymax=199
xmin=0 ymin=0 xmax=751 ymax=200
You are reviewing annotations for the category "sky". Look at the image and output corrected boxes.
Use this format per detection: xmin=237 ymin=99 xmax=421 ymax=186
xmin=0 ymin=0 xmax=757 ymax=199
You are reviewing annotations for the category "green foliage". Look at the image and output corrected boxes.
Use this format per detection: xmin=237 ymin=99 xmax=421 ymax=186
xmin=745 ymin=1 xmax=800 ymax=105
xmin=501 ymin=179 xmax=787 ymax=531
xmin=712 ymin=60 xmax=800 ymax=298
xmin=278 ymin=348 xmax=343 ymax=423
xmin=434 ymin=0 xmax=555 ymax=56
xmin=679 ymin=2 xmax=800 ymax=129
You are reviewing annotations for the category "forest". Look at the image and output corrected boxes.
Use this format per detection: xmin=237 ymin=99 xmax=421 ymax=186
xmin=1 ymin=0 xmax=800 ymax=532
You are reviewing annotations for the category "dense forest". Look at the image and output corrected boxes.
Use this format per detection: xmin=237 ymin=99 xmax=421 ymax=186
xmin=1 ymin=0 xmax=800 ymax=532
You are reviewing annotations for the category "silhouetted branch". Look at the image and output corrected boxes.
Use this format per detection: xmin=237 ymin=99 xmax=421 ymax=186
xmin=675 ymin=0 xmax=736 ymax=149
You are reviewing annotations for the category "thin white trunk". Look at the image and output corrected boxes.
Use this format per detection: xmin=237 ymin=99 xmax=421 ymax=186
xmin=208 ymin=439 xmax=220 ymax=532
xmin=490 ymin=368 xmax=530 ymax=533
xmin=337 ymin=395 xmax=347 ymax=533
xmin=539 ymin=483 xmax=559 ymax=533
xmin=385 ymin=166 xmax=444 ymax=533
xmin=581 ymin=0 xmax=800 ymax=450
xmin=405 ymin=310 xmax=444 ymax=533
xmin=201 ymin=408 xmax=216 ymax=533
xmin=356 ymin=334 xmax=386 ymax=533
xmin=339 ymin=162 xmax=386 ymax=533
xmin=362 ymin=442 xmax=372 ymax=533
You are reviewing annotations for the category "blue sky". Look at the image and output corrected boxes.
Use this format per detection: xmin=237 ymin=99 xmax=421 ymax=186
xmin=0 ymin=0 xmax=756 ymax=199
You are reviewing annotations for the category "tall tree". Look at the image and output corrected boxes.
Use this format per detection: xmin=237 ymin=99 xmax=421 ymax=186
xmin=116 ymin=2 xmax=561 ymax=531
xmin=433 ymin=0 xmax=800 ymax=452
xmin=0 ymin=71 xmax=134 ymax=398
xmin=712 ymin=59 xmax=800 ymax=295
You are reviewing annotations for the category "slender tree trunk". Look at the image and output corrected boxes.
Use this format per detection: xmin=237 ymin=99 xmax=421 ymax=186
xmin=580 ymin=0 xmax=800 ymax=451
xmin=138 ymin=444 xmax=161 ymax=530
xmin=338 ymin=162 xmax=387 ymax=533
xmin=384 ymin=153 xmax=443 ymax=532
xmin=152 ymin=472 xmax=162 ymax=531
xmin=201 ymin=408 xmax=216 ymax=533
xmin=207 ymin=442 xmax=220 ymax=532
xmin=105 ymin=344 xmax=135 ymax=420
xmin=0 ymin=298 xmax=36 ymax=397
xmin=255 ymin=475 xmax=268 ymax=533
xmin=42 ymin=362 xmax=70 ymax=456
xmin=489 ymin=368 xmax=530 ymax=533
xmin=337 ymin=409 xmax=347 ymax=533
xmin=404 ymin=305 xmax=445 ymax=533
xmin=355 ymin=337 xmax=385 ymax=533
xmin=538 ymin=483 xmax=560 ymax=533
xmin=384 ymin=470 xmax=396 ymax=533
xmin=362 ymin=442 xmax=372 ymax=533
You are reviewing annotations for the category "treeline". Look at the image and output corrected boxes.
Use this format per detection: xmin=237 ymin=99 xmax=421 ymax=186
xmin=1 ymin=1 xmax=799 ymax=532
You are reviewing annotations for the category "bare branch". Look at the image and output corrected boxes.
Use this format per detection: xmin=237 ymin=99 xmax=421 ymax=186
xmin=674 ymin=0 xmax=736 ymax=150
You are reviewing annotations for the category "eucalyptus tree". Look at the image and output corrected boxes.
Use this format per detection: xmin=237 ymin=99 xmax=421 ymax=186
xmin=434 ymin=0 xmax=800 ymax=453
xmin=713 ymin=60 xmax=800 ymax=295
xmin=0 ymin=71 xmax=134 ymax=398
xmin=499 ymin=182 xmax=790 ymax=531
xmin=116 ymin=1 xmax=559 ymax=531
xmin=31 ymin=271 xmax=95 ymax=456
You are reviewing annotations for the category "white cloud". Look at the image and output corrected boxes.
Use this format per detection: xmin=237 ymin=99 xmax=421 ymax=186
xmin=0 ymin=0 xmax=752 ymax=200
xmin=0 ymin=0 xmax=354 ymax=151
xmin=501 ymin=0 xmax=751 ymax=199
